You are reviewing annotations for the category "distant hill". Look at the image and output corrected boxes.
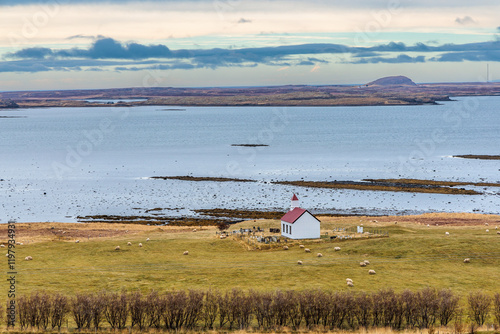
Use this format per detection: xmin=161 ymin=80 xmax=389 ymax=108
xmin=367 ymin=76 xmax=417 ymax=86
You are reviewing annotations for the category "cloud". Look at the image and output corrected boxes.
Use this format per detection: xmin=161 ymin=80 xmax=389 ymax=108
xmin=352 ymin=54 xmax=426 ymax=64
xmin=3 ymin=36 xmax=500 ymax=74
xmin=455 ymin=16 xmax=476 ymax=25
xmin=237 ymin=18 xmax=252 ymax=24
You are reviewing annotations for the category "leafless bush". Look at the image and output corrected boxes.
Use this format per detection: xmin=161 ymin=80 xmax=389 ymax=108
xmin=217 ymin=290 xmax=230 ymax=329
xmin=129 ymin=292 xmax=147 ymax=330
xmin=164 ymin=290 xmax=188 ymax=329
xmin=202 ymin=289 xmax=219 ymax=329
xmin=16 ymin=295 xmax=29 ymax=329
xmin=285 ymin=290 xmax=302 ymax=330
xmin=274 ymin=289 xmax=292 ymax=328
xmin=416 ymin=287 xmax=439 ymax=328
xmin=493 ymin=293 xmax=500 ymax=328
xmin=227 ymin=288 xmax=252 ymax=330
xmin=354 ymin=292 xmax=372 ymax=328
xmin=145 ymin=290 xmax=165 ymax=329
xmin=72 ymin=294 xmax=92 ymax=329
xmin=327 ymin=292 xmax=350 ymax=329
xmin=103 ymin=291 xmax=128 ymax=329
xmin=50 ymin=293 xmax=69 ymax=330
xmin=253 ymin=290 xmax=274 ymax=329
xmin=184 ymin=289 xmax=204 ymax=329
xmin=402 ymin=289 xmax=418 ymax=328
xmin=89 ymin=292 xmax=105 ymax=330
xmin=438 ymin=289 xmax=460 ymax=326
xmin=467 ymin=291 xmax=491 ymax=327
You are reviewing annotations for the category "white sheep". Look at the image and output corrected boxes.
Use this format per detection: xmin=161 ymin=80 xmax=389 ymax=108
xmin=146 ymin=238 xmax=150 ymax=241
xmin=364 ymin=260 xmax=370 ymax=265
xmin=334 ymin=247 xmax=341 ymax=251
xmin=192 ymin=229 xmax=197 ymax=232
xmin=75 ymin=240 xmax=80 ymax=243
xmin=445 ymin=232 xmax=450 ymax=236
xmin=347 ymin=281 xmax=354 ymax=287
xmin=369 ymin=269 xmax=376 ymax=275
xmin=25 ymin=256 xmax=33 ymax=261
xmin=360 ymin=262 xmax=367 ymax=267
xmin=127 ymin=242 xmax=132 ymax=246
xmin=283 ymin=246 xmax=289 ymax=250
xmin=317 ymin=253 xmax=323 ymax=257
xmin=299 ymin=245 xmax=305 ymax=249
xmin=497 ymin=231 xmax=500 ymax=235
xmin=485 ymin=223 xmax=489 ymax=226
xmin=183 ymin=251 xmax=189 ymax=255
xmin=304 ymin=248 xmax=311 ymax=253
xmin=297 ymin=260 xmax=303 ymax=265
xmin=5 ymin=254 xmax=9 ymax=257
xmin=464 ymin=258 xmax=470 ymax=263
xmin=115 ymin=246 xmax=120 ymax=251
xmin=139 ymin=243 xmax=143 ymax=247
xmin=0 ymin=244 xmax=5 ymax=248
xmin=346 ymin=278 xmax=353 ymax=283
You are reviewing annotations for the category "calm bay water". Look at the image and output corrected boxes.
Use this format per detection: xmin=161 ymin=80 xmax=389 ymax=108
xmin=1 ymin=96 xmax=499 ymax=222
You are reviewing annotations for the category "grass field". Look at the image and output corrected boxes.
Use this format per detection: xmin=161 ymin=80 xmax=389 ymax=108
xmin=5 ymin=213 xmax=500 ymax=296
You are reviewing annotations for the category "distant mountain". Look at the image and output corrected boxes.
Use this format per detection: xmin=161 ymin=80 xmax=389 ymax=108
xmin=367 ymin=76 xmax=417 ymax=86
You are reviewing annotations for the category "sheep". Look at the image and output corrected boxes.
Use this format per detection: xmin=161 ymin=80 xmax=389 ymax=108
xmin=297 ymin=260 xmax=303 ymax=265
xmin=75 ymin=240 xmax=80 ymax=243
xmin=334 ymin=247 xmax=341 ymax=251
xmin=360 ymin=262 xmax=367 ymax=267
xmin=192 ymin=229 xmax=197 ymax=232
xmin=347 ymin=281 xmax=354 ymax=287
xmin=485 ymin=223 xmax=489 ymax=226
xmin=146 ymin=238 xmax=150 ymax=241
xmin=369 ymin=269 xmax=376 ymax=275
xmin=25 ymin=256 xmax=33 ymax=261
xmin=115 ymin=246 xmax=120 ymax=251
xmin=486 ymin=229 xmax=489 ymax=232
xmin=304 ymin=248 xmax=311 ymax=253
xmin=363 ymin=260 xmax=370 ymax=265
xmin=183 ymin=251 xmax=189 ymax=255
xmin=139 ymin=243 xmax=143 ymax=247
xmin=5 ymin=254 xmax=9 ymax=257
xmin=283 ymin=246 xmax=289 ymax=250
xmin=299 ymin=245 xmax=305 ymax=249
xmin=219 ymin=235 xmax=226 ymax=239
xmin=445 ymin=232 xmax=450 ymax=236
xmin=317 ymin=253 xmax=323 ymax=257
xmin=0 ymin=244 xmax=4 ymax=248
xmin=346 ymin=278 xmax=353 ymax=283
xmin=464 ymin=258 xmax=470 ymax=263
xmin=497 ymin=231 xmax=500 ymax=235
xmin=127 ymin=242 xmax=132 ymax=246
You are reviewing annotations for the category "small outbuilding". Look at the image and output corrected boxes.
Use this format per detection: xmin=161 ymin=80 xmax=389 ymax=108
xmin=281 ymin=194 xmax=320 ymax=239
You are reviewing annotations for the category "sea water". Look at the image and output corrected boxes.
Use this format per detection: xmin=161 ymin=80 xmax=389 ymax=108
xmin=0 ymin=96 xmax=499 ymax=222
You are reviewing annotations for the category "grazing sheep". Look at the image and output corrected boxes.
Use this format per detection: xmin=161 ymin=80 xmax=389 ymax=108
xmin=115 ymin=246 xmax=120 ymax=251
xmin=495 ymin=226 xmax=498 ymax=230
xmin=317 ymin=253 xmax=323 ymax=257
xmin=127 ymin=242 xmax=132 ymax=246
xmin=25 ymin=256 xmax=33 ymax=261
xmin=497 ymin=231 xmax=500 ymax=235
xmin=305 ymin=248 xmax=311 ymax=253
xmin=5 ymin=254 xmax=9 ymax=257
xmin=364 ymin=260 xmax=370 ymax=265
xmin=183 ymin=251 xmax=189 ymax=255
xmin=445 ymin=232 xmax=450 ymax=236
xmin=347 ymin=281 xmax=354 ymax=287
xmin=16 ymin=242 xmax=21 ymax=245
xmin=0 ymin=245 xmax=5 ymax=248
xmin=75 ymin=240 xmax=80 ymax=243
xmin=369 ymin=269 xmax=376 ymax=275
xmin=486 ymin=229 xmax=489 ymax=232
xmin=297 ymin=260 xmax=303 ymax=265
xmin=485 ymin=223 xmax=489 ymax=226
xmin=427 ymin=224 xmax=430 ymax=227
xmin=360 ymin=262 xmax=367 ymax=267
xmin=283 ymin=246 xmax=289 ymax=250
xmin=139 ymin=243 xmax=143 ymax=247
xmin=334 ymin=247 xmax=341 ymax=251
xmin=346 ymin=278 xmax=353 ymax=283
xmin=299 ymin=245 xmax=305 ymax=249
xmin=464 ymin=258 xmax=470 ymax=263
xmin=192 ymin=229 xmax=197 ymax=232
xmin=146 ymin=238 xmax=150 ymax=241
xmin=219 ymin=235 xmax=226 ymax=239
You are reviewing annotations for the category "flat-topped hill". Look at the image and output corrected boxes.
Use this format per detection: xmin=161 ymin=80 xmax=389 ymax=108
xmin=367 ymin=75 xmax=417 ymax=86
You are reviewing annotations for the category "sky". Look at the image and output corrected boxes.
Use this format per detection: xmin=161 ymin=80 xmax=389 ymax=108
xmin=1 ymin=0 xmax=500 ymax=90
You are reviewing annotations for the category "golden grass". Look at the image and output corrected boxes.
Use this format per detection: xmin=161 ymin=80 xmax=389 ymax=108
xmin=5 ymin=212 xmax=499 ymax=297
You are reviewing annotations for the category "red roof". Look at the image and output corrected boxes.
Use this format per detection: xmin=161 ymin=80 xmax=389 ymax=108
xmin=291 ymin=194 xmax=299 ymax=201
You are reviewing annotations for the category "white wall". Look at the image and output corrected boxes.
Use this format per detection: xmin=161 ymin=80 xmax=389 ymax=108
xmin=281 ymin=213 xmax=320 ymax=239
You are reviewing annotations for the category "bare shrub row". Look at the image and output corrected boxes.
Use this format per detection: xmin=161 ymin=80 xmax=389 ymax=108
xmin=7 ymin=288 xmax=500 ymax=331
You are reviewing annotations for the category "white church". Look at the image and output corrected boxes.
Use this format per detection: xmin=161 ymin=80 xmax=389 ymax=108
xmin=280 ymin=194 xmax=321 ymax=239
